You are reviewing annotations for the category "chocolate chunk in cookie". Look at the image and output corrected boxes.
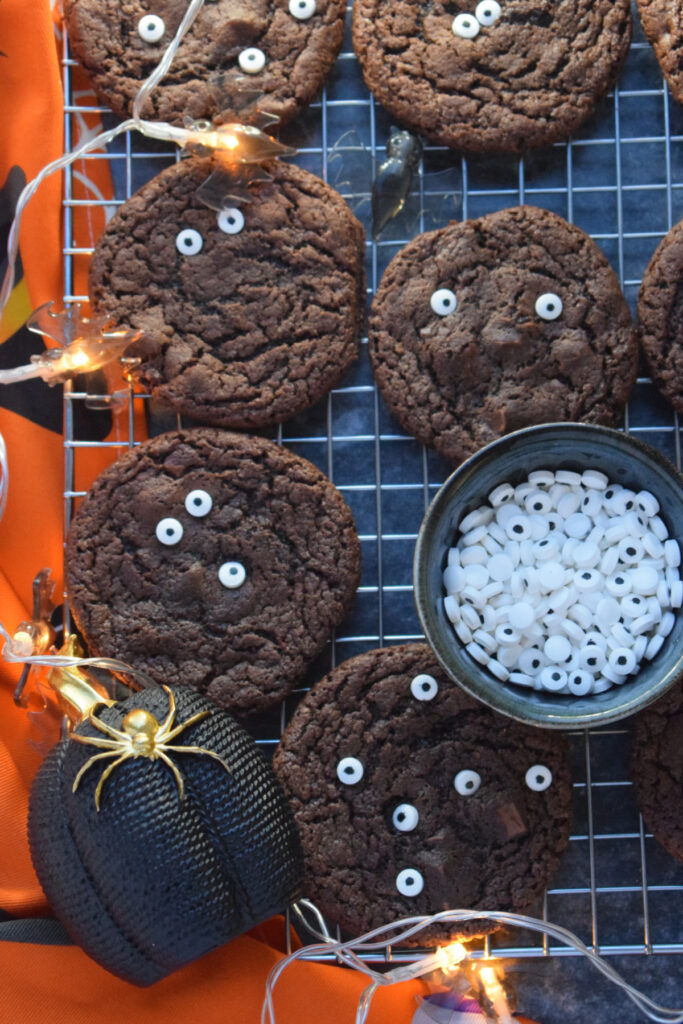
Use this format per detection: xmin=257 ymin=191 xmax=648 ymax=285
xmin=637 ymin=220 xmax=683 ymax=414
xmin=64 ymin=0 xmax=347 ymax=126
xmin=66 ymin=429 xmax=361 ymax=716
xmin=632 ymin=684 xmax=683 ymax=863
xmin=274 ymin=644 xmax=572 ymax=943
xmin=88 ymin=157 xmax=365 ymax=431
xmin=352 ymin=0 xmax=631 ymax=153
xmin=369 ymin=206 xmax=638 ymax=465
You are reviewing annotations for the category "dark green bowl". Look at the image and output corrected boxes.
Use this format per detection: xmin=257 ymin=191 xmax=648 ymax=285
xmin=414 ymin=423 xmax=683 ymax=729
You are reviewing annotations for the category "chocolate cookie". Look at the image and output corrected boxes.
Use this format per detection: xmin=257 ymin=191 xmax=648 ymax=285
xmin=632 ymin=684 xmax=683 ymax=862
xmin=637 ymin=1 xmax=683 ymax=104
xmin=89 ymin=157 xmax=365 ymax=430
xmin=65 ymin=429 xmax=361 ymax=716
xmin=369 ymin=206 xmax=638 ymax=465
xmin=64 ymin=0 xmax=346 ymax=126
xmin=637 ymin=220 xmax=683 ymax=414
xmin=352 ymin=0 xmax=631 ymax=153
xmin=274 ymin=644 xmax=572 ymax=943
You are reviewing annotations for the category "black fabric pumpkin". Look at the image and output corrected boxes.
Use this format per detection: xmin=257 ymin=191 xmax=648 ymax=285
xmin=27 ymin=685 xmax=303 ymax=986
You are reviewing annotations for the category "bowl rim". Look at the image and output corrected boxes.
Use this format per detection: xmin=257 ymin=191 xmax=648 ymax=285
xmin=413 ymin=422 xmax=683 ymax=729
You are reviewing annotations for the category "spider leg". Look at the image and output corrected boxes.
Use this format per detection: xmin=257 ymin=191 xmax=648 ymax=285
xmin=160 ymin=708 xmax=210 ymax=743
xmin=93 ymin=753 xmax=132 ymax=811
xmin=157 ymin=685 xmax=177 ymax=736
xmin=72 ymin=749 xmax=123 ymax=797
xmin=70 ymin=733 xmax=123 ymax=751
xmin=162 ymin=744 xmax=232 ymax=779
xmin=87 ymin=714 xmax=129 ymax=743
xmin=155 ymin=750 xmax=186 ymax=801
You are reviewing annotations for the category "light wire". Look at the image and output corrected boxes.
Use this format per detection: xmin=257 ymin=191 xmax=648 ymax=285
xmin=262 ymin=905 xmax=683 ymax=1024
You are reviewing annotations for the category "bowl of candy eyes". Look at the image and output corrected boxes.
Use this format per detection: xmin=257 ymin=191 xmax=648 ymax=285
xmin=414 ymin=423 xmax=683 ymax=729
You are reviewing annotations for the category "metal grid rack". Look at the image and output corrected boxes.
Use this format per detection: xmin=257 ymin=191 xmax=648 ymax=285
xmin=59 ymin=0 xmax=683 ymax=1013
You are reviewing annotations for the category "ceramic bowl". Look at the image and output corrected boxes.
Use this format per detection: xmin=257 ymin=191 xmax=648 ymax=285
xmin=414 ymin=423 xmax=683 ymax=729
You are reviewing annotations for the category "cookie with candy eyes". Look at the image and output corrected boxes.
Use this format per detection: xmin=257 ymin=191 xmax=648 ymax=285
xmin=637 ymin=1 xmax=683 ymax=105
xmin=352 ymin=0 xmax=631 ymax=153
xmin=63 ymin=0 xmax=347 ymax=125
xmin=88 ymin=157 xmax=365 ymax=430
xmin=65 ymin=428 xmax=361 ymax=715
xmin=274 ymin=644 xmax=572 ymax=942
xmin=637 ymin=219 xmax=683 ymax=414
xmin=369 ymin=205 xmax=638 ymax=466
xmin=631 ymin=684 xmax=683 ymax=863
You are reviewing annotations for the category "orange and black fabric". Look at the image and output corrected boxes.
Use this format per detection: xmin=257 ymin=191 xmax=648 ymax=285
xmin=0 ymin=3 xmax=422 ymax=1020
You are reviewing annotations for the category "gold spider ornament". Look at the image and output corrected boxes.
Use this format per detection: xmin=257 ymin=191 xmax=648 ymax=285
xmin=71 ymin=685 xmax=231 ymax=810
xmin=26 ymin=650 xmax=304 ymax=986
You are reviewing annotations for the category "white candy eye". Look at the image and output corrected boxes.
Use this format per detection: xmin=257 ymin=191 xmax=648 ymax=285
xmin=430 ymin=288 xmax=458 ymax=316
xmin=238 ymin=47 xmax=266 ymax=73
xmin=396 ymin=868 xmax=424 ymax=897
xmin=452 ymin=12 xmax=480 ymax=38
xmin=156 ymin=517 xmax=183 ymax=546
xmin=337 ymin=756 xmax=363 ymax=785
xmin=138 ymin=14 xmax=165 ymax=43
xmin=535 ymin=293 xmax=563 ymax=321
xmin=176 ymin=229 xmax=203 ymax=256
xmin=392 ymin=803 xmax=419 ymax=832
xmin=289 ymin=0 xmax=316 ymax=18
xmin=185 ymin=489 xmax=212 ymax=517
xmin=410 ymin=673 xmax=438 ymax=701
xmin=454 ymin=769 xmax=482 ymax=795
xmin=525 ymin=765 xmax=553 ymax=792
xmin=218 ymin=561 xmax=247 ymax=589
xmin=475 ymin=0 xmax=501 ymax=26
xmin=217 ymin=208 xmax=245 ymax=235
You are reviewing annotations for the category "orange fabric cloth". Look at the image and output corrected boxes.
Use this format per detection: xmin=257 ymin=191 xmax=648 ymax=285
xmin=1 ymin=918 xmax=423 ymax=1024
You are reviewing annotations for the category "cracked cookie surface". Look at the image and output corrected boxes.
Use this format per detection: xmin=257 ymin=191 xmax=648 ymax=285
xmin=274 ymin=644 xmax=572 ymax=943
xmin=89 ymin=157 xmax=365 ymax=430
xmin=369 ymin=206 xmax=638 ymax=465
xmin=352 ymin=0 xmax=631 ymax=153
xmin=632 ymin=685 xmax=683 ymax=863
xmin=66 ymin=429 xmax=361 ymax=716
xmin=64 ymin=0 xmax=347 ymax=125
xmin=637 ymin=0 xmax=683 ymax=104
xmin=637 ymin=219 xmax=683 ymax=414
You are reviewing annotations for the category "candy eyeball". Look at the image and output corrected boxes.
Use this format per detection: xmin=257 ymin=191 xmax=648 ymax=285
xmin=217 ymin=208 xmax=245 ymax=235
xmin=337 ymin=756 xmax=364 ymax=785
xmin=475 ymin=0 xmax=501 ymax=25
xmin=156 ymin=517 xmax=183 ymax=546
xmin=238 ymin=47 xmax=267 ymax=74
xmin=392 ymin=803 xmax=419 ymax=832
xmin=430 ymin=288 xmax=458 ymax=316
xmin=218 ymin=561 xmax=247 ymax=589
xmin=525 ymin=765 xmax=553 ymax=792
xmin=454 ymin=769 xmax=481 ymax=795
xmin=175 ymin=229 xmax=203 ymax=256
xmin=137 ymin=14 xmax=165 ymax=43
xmin=396 ymin=868 xmax=424 ymax=896
xmin=185 ymin=490 xmax=212 ymax=517
xmin=535 ymin=293 xmax=563 ymax=321
xmin=289 ymin=0 xmax=316 ymax=19
xmin=410 ymin=673 xmax=439 ymax=701
xmin=452 ymin=12 xmax=480 ymax=38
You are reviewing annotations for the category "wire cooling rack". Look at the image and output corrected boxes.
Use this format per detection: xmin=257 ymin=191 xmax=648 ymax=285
xmin=59 ymin=2 xmax=682 ymax=1017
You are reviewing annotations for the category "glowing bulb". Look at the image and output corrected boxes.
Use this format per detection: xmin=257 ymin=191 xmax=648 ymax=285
xmin=67 ymin=349 xmax=90 ymax=369
xmin=11 ymin=630 xmax=34 ymax=657
xmin=435 ymin=941 xmax=467 ymax=974
xmin=480 ymin=965 xmax=515 ymax=1024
